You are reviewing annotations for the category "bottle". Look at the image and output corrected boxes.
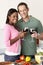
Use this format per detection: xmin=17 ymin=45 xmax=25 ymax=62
xmin=40 ymin=61 xmax=43 ymax=65
xmin=40 ymin=56 xmax=43 ymax=65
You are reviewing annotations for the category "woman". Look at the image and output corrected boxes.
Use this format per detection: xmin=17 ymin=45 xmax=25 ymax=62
xmin=4 ymin=8 xmax=26 ymax=62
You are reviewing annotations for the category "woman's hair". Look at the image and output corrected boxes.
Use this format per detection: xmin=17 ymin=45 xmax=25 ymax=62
xmin=17 ymin=2 xmax=28 ymax=12
xmin=6 ymin=8 xmax=17 ymax=24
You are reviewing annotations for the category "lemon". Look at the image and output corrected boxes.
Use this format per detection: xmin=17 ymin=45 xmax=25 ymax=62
xmin=25 ymin=56 xmax=31 ymax=62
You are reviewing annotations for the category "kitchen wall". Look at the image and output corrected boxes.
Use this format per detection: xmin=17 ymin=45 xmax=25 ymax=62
xmin=0 ymin=0 xmax=43 ymax=29
xmin=0 ymin=29 xmax=5 ymax=54
xmin=0 ymin=0 xmax=43 ymax=52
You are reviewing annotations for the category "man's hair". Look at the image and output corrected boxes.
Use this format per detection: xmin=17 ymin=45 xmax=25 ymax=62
xmin=17 ymin=2 xmax=28 ymax=12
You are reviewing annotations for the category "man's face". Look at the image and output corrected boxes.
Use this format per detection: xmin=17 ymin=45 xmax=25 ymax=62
xmin=18 ymin=5 xmax=29 ymax=19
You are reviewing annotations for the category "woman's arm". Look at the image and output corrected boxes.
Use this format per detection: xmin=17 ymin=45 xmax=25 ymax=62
xmin=4 ymin=25 xmax=27 ymax=46
xmin=10 ymin=32 xmax=26 ymax=45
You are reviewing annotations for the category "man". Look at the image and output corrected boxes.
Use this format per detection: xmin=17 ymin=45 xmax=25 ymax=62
xmin=15 ymin=2 xmax=43 ymax=59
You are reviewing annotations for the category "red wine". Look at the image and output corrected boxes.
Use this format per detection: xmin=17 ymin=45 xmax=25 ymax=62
xmin=23 ymin=27 xmax=29 ymax=32
xmin=29 ymin=29 xmax=36 ymax=34
xmin=23 ymin=28 xmax=28 ymax=32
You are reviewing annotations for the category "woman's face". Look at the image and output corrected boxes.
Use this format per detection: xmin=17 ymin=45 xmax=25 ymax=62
xmin=8 ymin=12 xmax=18 ymax=24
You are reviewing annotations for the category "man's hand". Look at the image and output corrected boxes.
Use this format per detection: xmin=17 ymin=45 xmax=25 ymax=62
xmin=31 ymin=31 xmax=38 ymax=39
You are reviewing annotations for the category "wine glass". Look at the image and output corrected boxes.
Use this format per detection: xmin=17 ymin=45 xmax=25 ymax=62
xmin=29 ymin=28 xmax=36 ymax=42
xmin=22 ymin=27 xmax=29 ymax=40
xmin=23 ymin=27 xmax=29 ymax=32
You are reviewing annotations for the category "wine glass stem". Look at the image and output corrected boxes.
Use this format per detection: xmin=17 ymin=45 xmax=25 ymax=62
xmin=32 ymin=37 xmax=34 ymax=42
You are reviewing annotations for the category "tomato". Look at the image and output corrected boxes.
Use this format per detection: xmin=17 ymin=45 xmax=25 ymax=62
xmin=29 ymin=63 xmax=31 ymax=65
xmin=20 ymin=55 xmax=25 ymax=61
xmin=15 ymin=60 xmax=22 ymax=63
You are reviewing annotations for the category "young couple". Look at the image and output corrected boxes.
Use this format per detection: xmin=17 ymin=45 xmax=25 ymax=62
xmin=4 ymin=2 xmax=43 ymax=62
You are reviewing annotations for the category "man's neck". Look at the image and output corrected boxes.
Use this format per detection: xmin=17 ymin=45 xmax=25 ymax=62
xmin=22 ymin=15 xmax=30 ymax=22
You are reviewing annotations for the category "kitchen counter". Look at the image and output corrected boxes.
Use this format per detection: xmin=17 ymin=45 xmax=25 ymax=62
xmin=0 ymin=61 xmax=39 ymax=65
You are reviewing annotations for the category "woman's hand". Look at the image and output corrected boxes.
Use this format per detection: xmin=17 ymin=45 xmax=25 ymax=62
xmin=19 ymin=31 xmax=27 ymax=39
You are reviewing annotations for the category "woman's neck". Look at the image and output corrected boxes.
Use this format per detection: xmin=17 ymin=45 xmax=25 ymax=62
xmin=8 ymin=22 xmax=14 ymax=26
